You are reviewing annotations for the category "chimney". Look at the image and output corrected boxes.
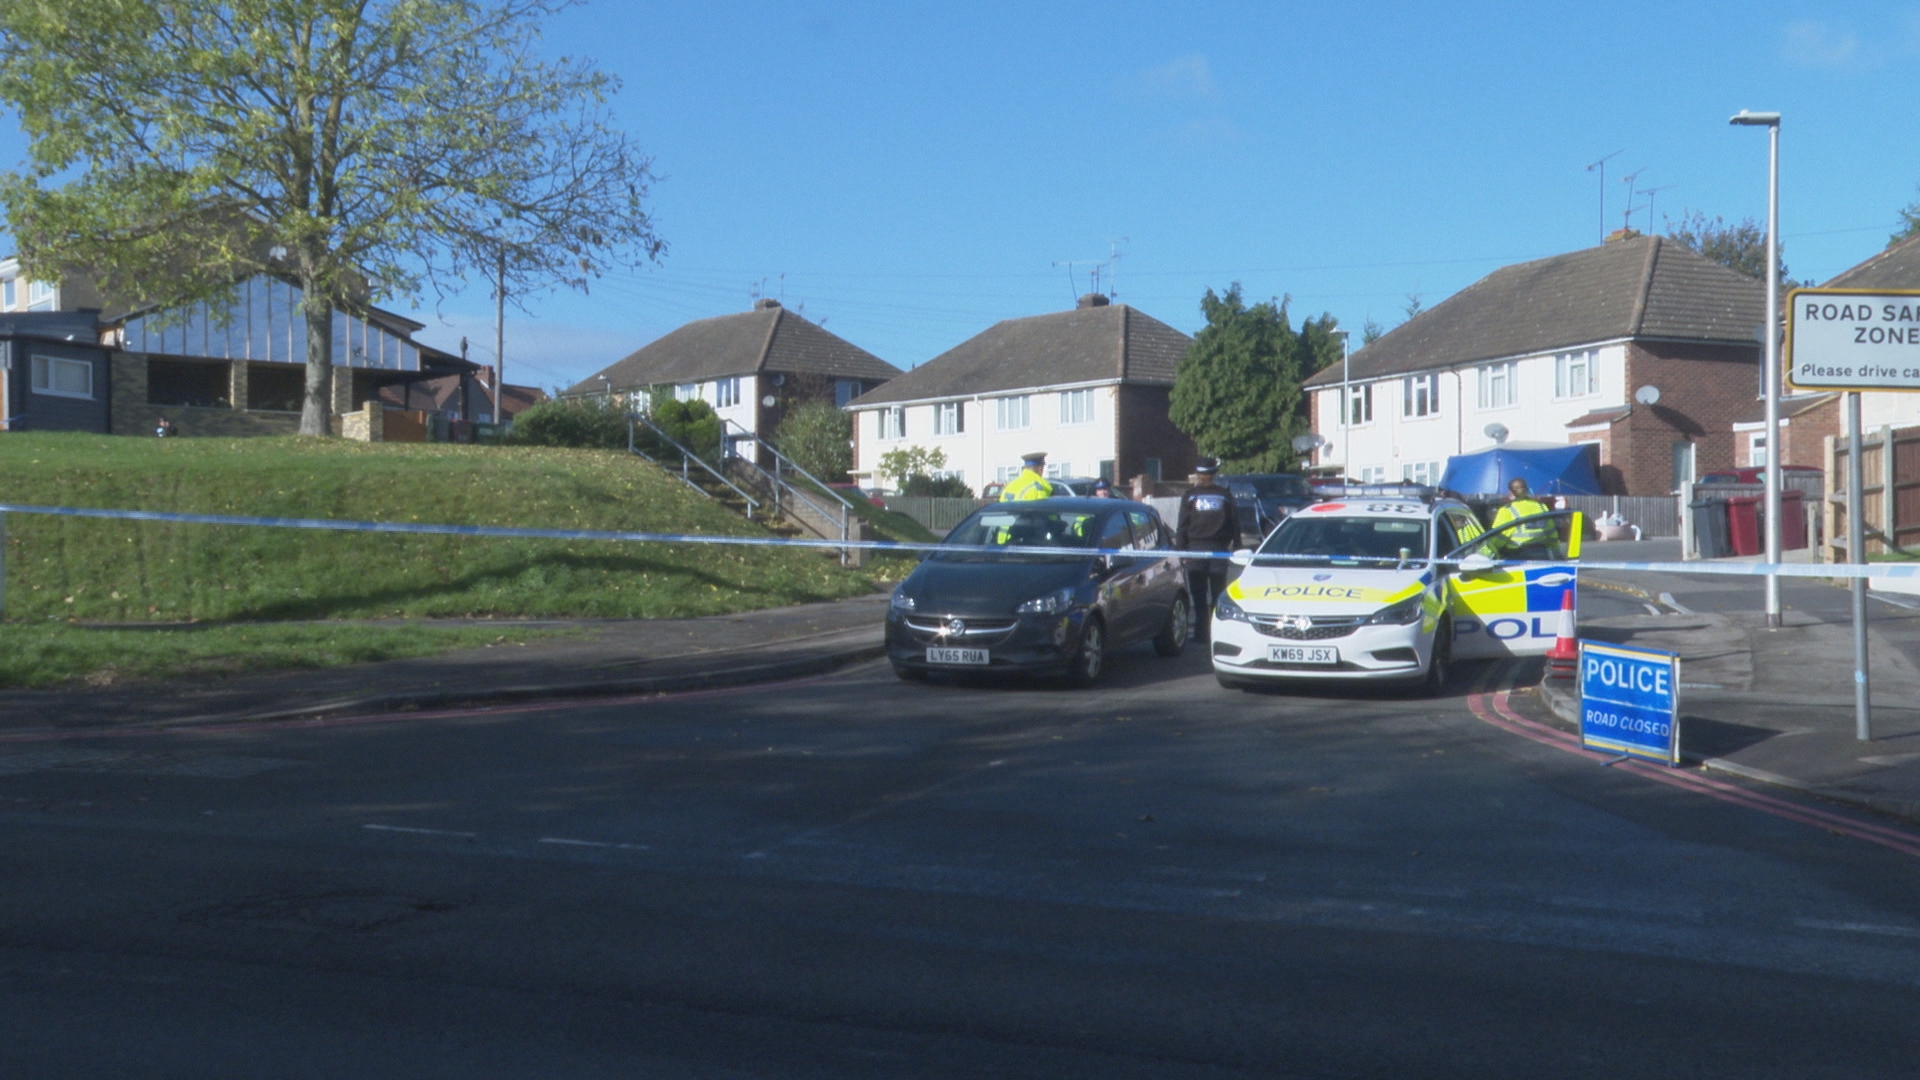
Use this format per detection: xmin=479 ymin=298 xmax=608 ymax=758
xmin=1076 ymin=293 xmax=1110 ymax=309
xmin=754 ymin=298 xmax=782 ymax=310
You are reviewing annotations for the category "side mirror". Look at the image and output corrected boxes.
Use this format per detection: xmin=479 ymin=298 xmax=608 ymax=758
xmin=1456 ymin=553 xmax=1497 ymax=574
xmin=1229 ymin=549 xmax=1255 ymax=567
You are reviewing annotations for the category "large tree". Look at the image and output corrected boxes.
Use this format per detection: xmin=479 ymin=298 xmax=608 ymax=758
xmin=1664 ymin=210 xmax=1790 ymax=284
xmin=1892 ymin=188 xmax=1920 ymax=248
xmin=0 ymin=0 xmax=662 ymax=435
xmin=1169 ymin=284 xmax=1324 ymax=474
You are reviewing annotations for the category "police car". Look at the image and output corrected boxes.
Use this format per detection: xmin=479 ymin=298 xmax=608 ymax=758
xmin=1209 ymin=486 xmax=1583 ymax=692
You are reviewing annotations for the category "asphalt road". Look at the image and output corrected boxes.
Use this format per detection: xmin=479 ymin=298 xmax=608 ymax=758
xmin=5 ymin=623 xmax=1920 ymax=1077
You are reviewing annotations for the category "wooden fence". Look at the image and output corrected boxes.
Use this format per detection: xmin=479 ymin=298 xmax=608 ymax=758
xmin=1826 ymin=423 xmax=1920 ymax=561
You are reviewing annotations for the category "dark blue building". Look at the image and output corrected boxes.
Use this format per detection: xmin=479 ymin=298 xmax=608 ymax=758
xmin=0 ymin=311 xmax=112 ymax=433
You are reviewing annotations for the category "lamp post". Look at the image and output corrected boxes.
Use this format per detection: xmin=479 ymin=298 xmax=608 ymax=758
xmin=1730 ymin=108 xmax=1782 ymax=629
xmin=1333 ymin=329 xmax=1352 ymax=475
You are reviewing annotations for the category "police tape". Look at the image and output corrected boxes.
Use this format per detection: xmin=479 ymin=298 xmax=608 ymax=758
xmin=1 ymin=502 xmax=1918 ymax=582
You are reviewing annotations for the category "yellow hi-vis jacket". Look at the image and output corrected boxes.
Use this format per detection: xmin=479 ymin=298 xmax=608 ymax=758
xmin=999 ymin=469 xmax=1054 ymax=501
xmin=1490 ymin=497 xmax=1555 ymax=550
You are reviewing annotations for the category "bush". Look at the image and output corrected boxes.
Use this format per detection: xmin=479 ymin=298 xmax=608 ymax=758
xmin=901 ymin=473 xmax=973 ymax=498
xmin=639 ymin=395 xmax=723 ymax=463
xmin=505 ymin=397 xmax=630 ymax=449
xmin=773 ymin=399 xmax=851 ymax=482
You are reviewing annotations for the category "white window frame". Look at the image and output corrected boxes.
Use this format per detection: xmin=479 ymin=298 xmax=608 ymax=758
xmin=994 ymin=394 xmax=1030 ymax=431
xmin=1554 ymin=349 xmax=1599 ymax=400
xmin=1342 ymin=384 xmax=1373 ymax=426
xmin=673 ymin=382 xmax=698 ymax=402
xmin=933 ymin=400 xmax=964 ymax=436
xmin=877 ymin=407 xmax=906 ymax=441
xmin=714 ymin=376 xmax=740 ymax=409
xmin=1059 ymin=388 xmax=1095 ymax=426
xmin=1044 ymin=462 xmax=1073 ymax=479
xmin=1402 ymin=460 xmax=1441 ymax=485
xmin=2 ymin=277 xmax=14 ymax=309
xmin=1477 ymin=362 xmax=1517 ymax=410
xmin=26 ymin=278 xmax=55 ymax=311
xmin=1402 ymin=373 xmax=1440 ymax=418
xmin=1748 ymin=431 xmax=1768 ymax=468
xmin=1357 ymin=465 xmax=1388 ymax=484
xmin=30 ymin=354 xmax=94 ymax=399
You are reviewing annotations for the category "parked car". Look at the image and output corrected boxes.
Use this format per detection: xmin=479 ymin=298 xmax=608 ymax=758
xmin=1220 ymin=472 xmax=1314 ymax=542
xmin=827 ymin=482 xmax=888 ymax=507
xmin=979 ymin=476 xmax=1100 ymax=502
xmin=886 ymin=497 xmax=1191 ymax=686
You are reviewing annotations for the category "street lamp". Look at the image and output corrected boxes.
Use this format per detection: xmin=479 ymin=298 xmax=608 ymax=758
xmin=1730 ymin=109 xmax=1782 ymax=629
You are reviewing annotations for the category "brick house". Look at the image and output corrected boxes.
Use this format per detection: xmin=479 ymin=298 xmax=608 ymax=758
xmin=845 ymin=293 xmax=1200 ymax=495
xmin=564 ymin=298 xmax=899 ymax=463
xmin=1301 ymin=234 xmax=1766 ymax=494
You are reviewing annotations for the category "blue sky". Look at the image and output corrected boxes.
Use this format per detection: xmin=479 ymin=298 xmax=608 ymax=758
xmin=4 ymin=1 xmax=1919 ymax=393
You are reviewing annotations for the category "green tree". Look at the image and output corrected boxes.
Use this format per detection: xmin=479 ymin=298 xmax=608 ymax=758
xmin=639 ymin=393 xmax=722 ymax=464
xmin=1665 ymin=210 xmax=1791 ymax=283
xmin=1169 ymin=284 xmax=1314 ymax=474
xmin=0 ymin=0 xmax=663 ymax=437
xmin=876 ymin=446 xmax=948 ymax=490
xmin=1892 ymin=188 xmax=1920 ymax=247
xmin=773 ymin=400 xmax=851 ymax=482
xmin=505 ymin=395 xmax=629 ymax=449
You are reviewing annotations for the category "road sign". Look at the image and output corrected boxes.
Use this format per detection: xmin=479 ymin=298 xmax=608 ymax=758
xmin=1579 ymin=641 xmax=1680 ymax=765
xmin=1785 ymin=287 xmax=1920 ymax=392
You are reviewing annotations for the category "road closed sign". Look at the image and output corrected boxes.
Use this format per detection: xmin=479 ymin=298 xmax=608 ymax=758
xmin=1579 ymin=641 xmax=1681 ymax=765
xmin=1786 ymin=287 xmax=1920 ymax=392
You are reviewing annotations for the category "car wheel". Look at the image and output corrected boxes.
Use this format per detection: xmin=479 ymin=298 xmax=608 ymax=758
xmin=892 ymin=664 xmax=927 ymax=682
xmin=1066 ymin=617 xmax=1105 ymax=688
xmin=1420 ymin=621 xmax=1452 ymax=696
xmin=1153 ymin=593 xmax=1191 ymax=657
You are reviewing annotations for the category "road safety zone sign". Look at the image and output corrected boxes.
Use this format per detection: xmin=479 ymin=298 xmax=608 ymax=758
xmin=1785 ymin=287 xmax=1920 ymax=392
xmin=1579 ymin=641 xmax=1681 ymax=765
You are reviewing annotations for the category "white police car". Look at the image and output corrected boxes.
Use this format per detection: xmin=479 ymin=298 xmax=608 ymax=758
xmin=1209 ymin=488 xmax=1582 ymax=692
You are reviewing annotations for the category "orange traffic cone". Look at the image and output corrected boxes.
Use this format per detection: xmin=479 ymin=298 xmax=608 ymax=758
xmin=1545 ymin=590 xmax=1578 ymax=680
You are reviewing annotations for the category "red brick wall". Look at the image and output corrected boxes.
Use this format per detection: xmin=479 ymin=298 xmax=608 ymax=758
xmin=1617 ymin=341 xmax=1761 ymax=493
xmin=1115 ymin=384 xmax=1198 ymax=483
xmin=1739 ymin=398 xmax=1840 ymax=469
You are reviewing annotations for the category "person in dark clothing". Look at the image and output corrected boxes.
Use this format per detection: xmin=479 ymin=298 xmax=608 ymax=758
xmin=1174 ymin=459 xmax=1239 ymax=637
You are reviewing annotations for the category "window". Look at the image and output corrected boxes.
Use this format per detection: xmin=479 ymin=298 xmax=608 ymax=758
xmin=2 ymin=277 xmax=13 ymax=309
xmin=836 ymin=379 xmax=860 ymax=407
xmin=1748 ymin=432 xmax=1768 ymax=468
xmin=1343 ymin=384 xmax=1373 ymax=426
xmin=1402 ymin=460 xmax=1441 ymax=485
xmin=1357 ymin=465 xmax=1388 ymax=484
xmin=144 ymin=359 xmax=226 ymax=407
xmin=27 ymin=279 xmax=55 ymax=311
xmin=1477 ymin=362 xmax=1516 ymax=409
xmin=674 ymin=382 xmax=697 ymax=402
xmin=1059 ymin=388 xmax=1094 ymax=425
xmin=1554 ymin=349 xmax=1599 ymax=399
xmin=996 ymin=465 xmax=1021 ymax=483
xmin=1403 ymin=373 xmax=1440 ymax=418
xmin=1045 ymin=462 xmax=1072 ymax=479
xmin=878 ymin=407 xmax=905 ymax=440
xmin=714 ymin=376 xmax=740 ymax=408
xmin=30 ymin=354 xmax=93 ymax=399
xmin=1143 ymin=457 xmax=1163 ymax=482
xmin=933 ymin=400 xmax=964 ymax=435
xmin=995 ymin=395 xmax=1030 ymax=431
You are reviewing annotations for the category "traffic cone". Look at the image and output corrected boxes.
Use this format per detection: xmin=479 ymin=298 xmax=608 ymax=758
xmin=1545 ymin=591 xmax=1578 ymax=680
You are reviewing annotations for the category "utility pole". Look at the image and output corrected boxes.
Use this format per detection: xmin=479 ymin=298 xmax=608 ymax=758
xmin=494 ymin=249 xmax=507 ymax=426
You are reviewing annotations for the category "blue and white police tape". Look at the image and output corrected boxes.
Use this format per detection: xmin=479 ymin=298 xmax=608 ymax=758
xmin=2 ymin=503 xmax=1918 ymax=580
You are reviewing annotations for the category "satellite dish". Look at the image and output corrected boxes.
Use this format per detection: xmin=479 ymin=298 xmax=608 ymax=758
xmin=762 ymin=395 xmax=778 ymax=408
xmin=1483 ymin=423 xmax=1510 ymax=444
xmin=1291 ymin=433 xmax=1328 ymax=453
xmin=1634 ymin=384 xmax=1661 ymax=405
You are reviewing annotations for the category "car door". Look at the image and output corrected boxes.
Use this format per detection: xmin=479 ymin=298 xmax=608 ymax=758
xmin=1091 ymin=510 xmax=1153 ymax=644
xmin=1445 ymin=508 xmax=1584 ymax=659
xmin=1125 ymin=507 xmax=1180 ymax=631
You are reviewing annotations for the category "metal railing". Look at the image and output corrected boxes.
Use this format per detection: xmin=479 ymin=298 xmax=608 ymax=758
xmin=628 ymin=415 xmax=761 ymax=519
xmin=719 ymin=419 xmax=853 ymax=562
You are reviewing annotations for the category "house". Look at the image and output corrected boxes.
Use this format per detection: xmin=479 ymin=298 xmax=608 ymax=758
xmin=845 ymin=294 xmax=1200 ymax=494
xmin=563 ymin=298 xmax=899 ymax=461
xmin=380 ymin=367 xmax=545 ymax=424
xmin=0 ymin=311 xmax=116 ymax=432
xmin=1302 ymin=234 xmax=1766 ymax=494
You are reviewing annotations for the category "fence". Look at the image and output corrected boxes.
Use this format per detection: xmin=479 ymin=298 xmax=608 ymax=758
xmin=1561 ymin=495 xmax=1681 ymax=538
xmin=1826 ymin=423 xmax=1920 ymax=561
xmin=880 ymin=496 xmax=980 ymax=534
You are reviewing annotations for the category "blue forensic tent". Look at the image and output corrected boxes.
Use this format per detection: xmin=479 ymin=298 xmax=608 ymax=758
xmin=1440 ymin=443 xmax=1603 ymax=496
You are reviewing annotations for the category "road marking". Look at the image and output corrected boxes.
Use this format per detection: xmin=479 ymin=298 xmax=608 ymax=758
xmin=538 ymin=837 xmax=651 ymax=851
xmin=362 ymin=824 xmax=476 ymax=838
xmin=1794 ymin=918 xmax=1920 ymax=939
xmin=1658 ymin=592 xmax=1694 ymax=614
xmin=1463 ymin=665 xmax=1920 ymax=860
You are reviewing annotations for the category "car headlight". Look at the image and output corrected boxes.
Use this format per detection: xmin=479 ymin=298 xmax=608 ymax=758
xmin=1016 ymin=586 xmax=1076 ymax=615
xmin=890 ymin=589 xmax=917 ymax=613
xmin=1366 ymin=594 xmax=1426 ymax=626
xmin=1214 ymin=591 xmax=1253 ymax=623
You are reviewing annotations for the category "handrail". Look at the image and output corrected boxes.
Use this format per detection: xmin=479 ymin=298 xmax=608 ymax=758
xmin=721 ymin=418 xmax=853 ymax=563
xmin=721 ymin=418 xmax=855 ymax=513
xmin=629 ymin=415 xmax=761 ymax=518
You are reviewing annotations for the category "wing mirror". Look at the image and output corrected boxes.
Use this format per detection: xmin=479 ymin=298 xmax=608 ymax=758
xmin=1456 ymin=553 xmax=1497 ymax=574
xmin=1229 ymin=549 xmax=1255 ymax=567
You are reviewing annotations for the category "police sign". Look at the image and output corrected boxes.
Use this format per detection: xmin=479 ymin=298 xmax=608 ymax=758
xmin=1786 ymin=287 xmax=1920 ymax=392
xmin=1579 ymin=641 xmax=1680 ymax=765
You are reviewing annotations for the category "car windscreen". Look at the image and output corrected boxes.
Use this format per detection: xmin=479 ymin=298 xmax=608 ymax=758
xmin=1254 ymin=515 xmax=1429 ymax=565
xmin=937 ymin=509 xmax=1103 ymax=559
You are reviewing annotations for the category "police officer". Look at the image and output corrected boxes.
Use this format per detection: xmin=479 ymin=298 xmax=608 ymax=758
xmin=1490 ymin=478 xmax=1556 ymax=558
xmin=998 ymin=451 xmax=1055 ymax=501
xmin=1174 ymin=459 xmax=1238 ymax=637
xmin=1090 ymin=477 xmax=1116 ymax=498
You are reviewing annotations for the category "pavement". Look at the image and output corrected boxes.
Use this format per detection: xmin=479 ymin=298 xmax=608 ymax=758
xmin=6 ymin=543 xmax=1920 ymax=831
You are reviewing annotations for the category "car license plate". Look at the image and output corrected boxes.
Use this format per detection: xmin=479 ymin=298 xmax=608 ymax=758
xmin=926 ymin=647 xmax=989 ymax=666
xmin=1269 ymin=645 xmax=1338 ymax=664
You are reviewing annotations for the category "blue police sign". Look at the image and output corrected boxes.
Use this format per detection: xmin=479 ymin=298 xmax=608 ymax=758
xmin=1579 ymin=641 xmax=1680 ymax=765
